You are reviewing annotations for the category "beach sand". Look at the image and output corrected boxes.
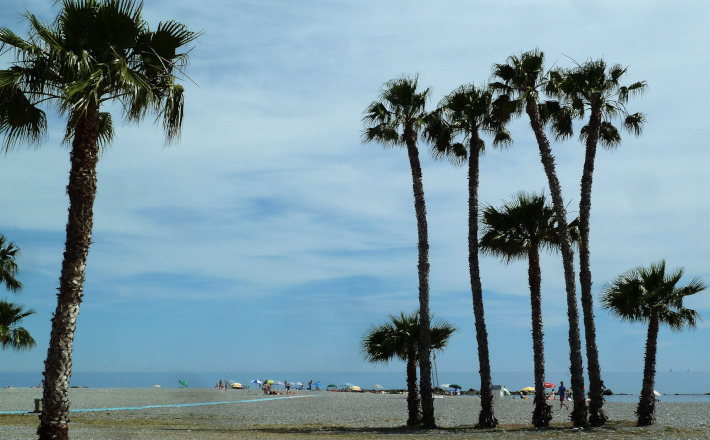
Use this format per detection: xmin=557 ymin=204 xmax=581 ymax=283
xmin=1 ymin=388 xmax=709 ymax=439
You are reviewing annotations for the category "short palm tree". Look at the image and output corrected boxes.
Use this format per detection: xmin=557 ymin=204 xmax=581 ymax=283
xmin=361 ymin=311 xmax=457 ymax=426
xmin=0 ymin=235 xmax=22 ymax=293
xmin=600 ymin=261 xmax=706 ymax=426
xmin=550 ymin=60 xmax=646 ymax=426
xmin=0 ymin=299 xmax=36 ymax=351
xmin=425 ymin=83 xmax=511 ymax=428
xmin=362 ymin=75 xmax=437 ymax=428
xmin=491 ymin=50 xmax=588 ymax=427
xmin=0 ymin=2 xmax=199 ymax=438
xmin=480 ymin=192 xmax=576 ymax=428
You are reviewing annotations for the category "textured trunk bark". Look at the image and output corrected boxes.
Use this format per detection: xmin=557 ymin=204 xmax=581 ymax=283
xmin=38 ymin=103 xmax=100 ymax=440
xmin=637 ymin=314 xmax=659 ymax=426
xmin=404 ymin=124 xmax=434 ymax=429
xmin=579 ymin=108 xmax=607 ymax=427
xmin=529 ymin=246 xmax=552 ymax=427
xmin=405 ymin=354 xmax=423 ymax=426
xmin=525 ymin=99 xmax=588 ymax=427
xmin=468 ymin=134 xmax=497 ymax=428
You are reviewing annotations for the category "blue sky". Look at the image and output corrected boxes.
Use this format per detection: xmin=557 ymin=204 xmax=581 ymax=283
xmin=1 ymin=0 xmax=709 ymax=382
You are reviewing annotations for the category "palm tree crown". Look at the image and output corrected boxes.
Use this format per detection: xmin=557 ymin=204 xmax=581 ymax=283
xmin=0 ymin=299 xmax=36 ymax=351
xmin=0 ymin=0 xmax=200 ymax=150
xmin=549 ymin=59 xmax=646 ymax=146
xmin=0 ymin=235 xmax=22 ymax=293
xmin=601 ymin=260 xmax=704 ymax=329
xmin=361 ymin=311 xmax=457 ymax=364
xmin=479 ymin=192 xmax=569 ymax=262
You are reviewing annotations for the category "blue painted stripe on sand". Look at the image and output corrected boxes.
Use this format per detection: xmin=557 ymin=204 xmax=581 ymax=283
xmin=0 ymin=394 xmax=321 ymax=415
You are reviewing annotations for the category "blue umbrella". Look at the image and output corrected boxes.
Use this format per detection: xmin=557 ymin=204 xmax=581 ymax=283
xmin=313 ymin=382 xmax=323 ymax=388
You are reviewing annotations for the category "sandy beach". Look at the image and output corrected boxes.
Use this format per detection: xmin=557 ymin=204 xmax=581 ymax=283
xmin=1 ymin=388 xmax=709 ymax=439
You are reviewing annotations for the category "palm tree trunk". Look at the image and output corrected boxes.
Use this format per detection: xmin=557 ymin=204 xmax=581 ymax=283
xmin=38 ymin=104 xmax=100 ymax=440
xmin=579 ymin=109 xmax=607 ymax=427
xmin=525 ymin=99 xmax=588 ymax=427
xmin=406 ymin=354 xmax=423 ymax=426
xmin=637 ymin=314 xmax=659 ymax=426
xmin=529 ymin=246 xmax=552 ymax=427
xmin=404 ymin=126 xmax=434 ymax=429
xmin=468 ymin=135 xmax=497 ymax=428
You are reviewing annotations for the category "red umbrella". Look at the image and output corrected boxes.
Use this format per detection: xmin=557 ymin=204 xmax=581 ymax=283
xmin=544 ymin=382 xmax=555 ymax=388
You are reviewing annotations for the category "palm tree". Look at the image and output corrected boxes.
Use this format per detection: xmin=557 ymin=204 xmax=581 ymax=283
xmin=491 ymin=50 xmax=588 ymax=427
xmin=362 ymin=75 xmax=437 ymax=428
xmin=550 ymin=60 xmax=646 ymax=426
xmin=480 ymin=192 xmax=577 ymax=427
xmin=0 ymin=235 xmax=22 ymax=293
xmin=600 ymin=261 xmax=706 ymax=426
xmin=425 ymin=83 xmax=511 ymax=428
xmin=0 ymin=237 xmax=34 ymax=352
xmin=0 ymin=2 xmax=199 ymax=438
xmin=361 ymin=311 xmax=457 ymax=426
xmin=0 ymin=299 xmax=36 ymax=351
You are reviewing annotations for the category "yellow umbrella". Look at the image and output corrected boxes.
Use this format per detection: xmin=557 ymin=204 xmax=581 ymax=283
xmin=521 ymin=386 xmax=535 ymax=392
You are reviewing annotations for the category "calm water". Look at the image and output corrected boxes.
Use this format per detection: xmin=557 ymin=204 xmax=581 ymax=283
xmin=2 ymin=371 xmax=709 ymax=402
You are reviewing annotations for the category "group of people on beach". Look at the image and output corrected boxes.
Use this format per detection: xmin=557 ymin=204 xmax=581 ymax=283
xmin=519 ymin=381 xmax=572 ymax=409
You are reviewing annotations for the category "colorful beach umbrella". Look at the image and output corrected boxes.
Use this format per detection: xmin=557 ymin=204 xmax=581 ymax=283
xmin=231 ymin=382 xmax=243 ymax=389
xmin=349 ymin=386 xmax=362 ymax=392
xmin=373 ymin=384 xmax=383 ymax=389
xmin=251 ymin=379 xmax=262 ymax=385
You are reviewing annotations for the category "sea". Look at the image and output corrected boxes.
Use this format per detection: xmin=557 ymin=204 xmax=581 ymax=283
xmin=2 ymin=370 xmax=710 ymax=402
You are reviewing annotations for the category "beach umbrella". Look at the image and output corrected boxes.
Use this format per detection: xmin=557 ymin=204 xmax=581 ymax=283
xmin=349 ymin=386 xmax=362 ymax=392
xmin=373 ymin=384 xmax=383 ymax=389
xmin=341 ymin=382 xmax=354 ymax=388
xmin=178 ymin=380 xmax=189 ymax=388
xmin=327 ymin=384 xmax=338 ymax=388
xmin=266 ymin=380 xmax=275 ymax=384
xmin=440 ymin=383 xmax=450 ymax=388
xmin=503 ymin=387 xmax=511 ymax=395
xmin=251 ymin=379 xmax=262 ymax=385
xmin=449 ymin=384 xmax=462 ymax=389
xmin=544 ymin=382 xmax=555 ymax=388
xmin=313 ymin=382 xmax=323 ymax=388
xmin=231 ymin=382 xmax=243 ymax=389
xmin=293 ymin=382 xmax=303 ymax=387
xmin=521 ymin=386 xmax=535 ymax=392
xmin=653 ymin=390 xmax=661 ymax=396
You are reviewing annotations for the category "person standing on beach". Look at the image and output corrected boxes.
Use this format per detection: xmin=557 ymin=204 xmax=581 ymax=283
xmin=558 ymin=381 xmax=569 ymax=409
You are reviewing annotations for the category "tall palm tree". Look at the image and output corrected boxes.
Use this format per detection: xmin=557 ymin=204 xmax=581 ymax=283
xmin=425 ymin=83 xmax=511 ymax=428
xmin=361 ymin=311 xmax=457 ymax=426
xmin=362 ymin=75 xmax=437 ymax=428
xmin=0 ymin=2 xmax=199 ymax=438
xmin=0 ymin=299 xmax=36 ymax=351
xmin=0 ymin=235 xmax=22 ymax=293
xmin=601 ymin=261 xmax=706 ymax=426
xmin=480 ymin=192 xmax=577 ymax=428
xmin=548 ymin=59 xmax=646 ymax=427
xmin=491 ymin=50 xmax=588 ymax=427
